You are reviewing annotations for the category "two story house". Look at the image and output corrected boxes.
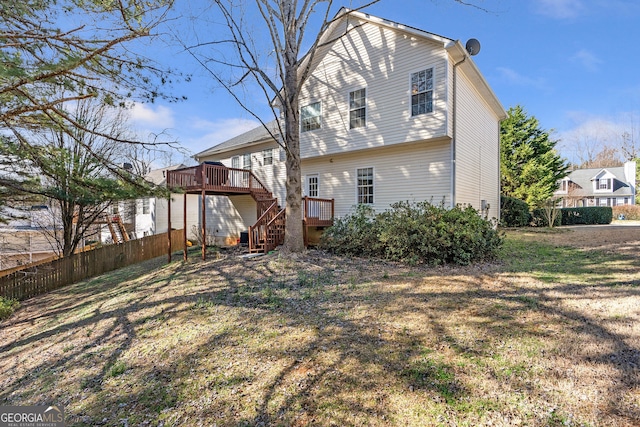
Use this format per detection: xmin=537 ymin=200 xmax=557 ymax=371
xmin=556 ymin=161 xmax=636 ymax=208
xmin=167 ymin=9 xmax=506 ymax=252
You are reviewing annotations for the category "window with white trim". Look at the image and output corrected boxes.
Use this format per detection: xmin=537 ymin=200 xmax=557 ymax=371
xmin=307 ymin=174 xmax=319 ymax=198
xmin=301 ymin=102 xmax=321 ymax=132
xmin=349 ymin=88 xmax=366 ymax=129
xmin=262 ymin=149 xmax=273 ymax=166
xmin=232 ymin=156 xmax=240 ymax=169
xmin=411 ymin=68 xmax=434 ymax=116
xmin=597 ymin=178 xmax=612 ymax=190
xmin=357 ymin=167 xmax=374 ymax=204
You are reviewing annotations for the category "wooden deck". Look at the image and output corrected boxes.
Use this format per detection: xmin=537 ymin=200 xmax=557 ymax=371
xmin=166 ymin=163 xmax=271 ymax=198
xmin=165 ymin=163 xmax=334 ymax=256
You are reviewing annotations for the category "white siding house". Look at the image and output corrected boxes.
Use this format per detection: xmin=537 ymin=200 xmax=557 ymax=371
xmin=189 ymin=9 xmax=505 ymax=245
xmin=555 ymin=161 xmax=636 ymax=207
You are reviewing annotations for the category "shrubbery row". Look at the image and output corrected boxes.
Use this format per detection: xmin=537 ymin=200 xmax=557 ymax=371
xmin=500 ymin=196 xmax=614 ymax=227
xmin=612 ymin=204 xmax=640 ymax=220
xmin=320 ymin=201 xmax=502 ymax=266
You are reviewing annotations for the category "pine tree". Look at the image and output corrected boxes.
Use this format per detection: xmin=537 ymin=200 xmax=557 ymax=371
xmin=500 ymin=105 xmax=568 ymax=209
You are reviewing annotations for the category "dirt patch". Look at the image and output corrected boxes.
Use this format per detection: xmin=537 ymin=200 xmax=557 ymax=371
xmin=505 ymin=223 xmax=640 ymax=255
xmin=0 ymin=229 xmax=639 ymax=426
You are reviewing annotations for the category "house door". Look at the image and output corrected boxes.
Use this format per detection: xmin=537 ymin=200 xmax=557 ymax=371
xmin=306 ymin=174 xmax=319 ymax=218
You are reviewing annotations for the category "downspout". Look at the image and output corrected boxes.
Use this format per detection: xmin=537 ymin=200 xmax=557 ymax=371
xmin=451 ymin=55 xmax=467 ymax=208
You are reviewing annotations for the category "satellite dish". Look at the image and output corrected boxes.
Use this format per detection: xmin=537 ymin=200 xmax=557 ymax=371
xmin=465 ymin=38 xmax=481 ymax=56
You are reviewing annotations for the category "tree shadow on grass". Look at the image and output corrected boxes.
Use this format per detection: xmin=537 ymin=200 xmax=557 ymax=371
xmin=1 ymin=242 xmax=639 ymax=426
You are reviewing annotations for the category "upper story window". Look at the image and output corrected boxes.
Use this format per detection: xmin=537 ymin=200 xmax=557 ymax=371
xmin=301 ymin=102 xmax=321 ymax=132
xmin=262 ymin=149 xmax=273 ymax=166
xmin=357 ymin=167 xmax=374 ymax=205
xmin=141 ymin=198 xmax=150 ymax=215
xmin=411 ymin=68 xmax=433 ymax=116
xmin=596 ymin=178 xmax=612 ymax=190
xmin=349 ymin=88 xmax=366 ymax=129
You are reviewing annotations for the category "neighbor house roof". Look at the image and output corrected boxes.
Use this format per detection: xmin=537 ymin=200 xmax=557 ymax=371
xmin=563 ymin=165 xmax=634 ymax=197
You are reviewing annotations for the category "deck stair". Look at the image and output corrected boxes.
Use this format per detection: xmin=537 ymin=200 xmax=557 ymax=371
xmin=106 ymin=214 xmax=129 ymax=244
xmin=166 ymin=163 xmax=332 ymax=254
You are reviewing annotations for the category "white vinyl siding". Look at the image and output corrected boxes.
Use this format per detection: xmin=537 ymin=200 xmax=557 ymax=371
xmin=299 ymin=18 xmax=448 ymax=159
xmin=301 ymin=140 xmax=451 ymax=218
xmin=452 ymin=68 xmax=501 ymax=220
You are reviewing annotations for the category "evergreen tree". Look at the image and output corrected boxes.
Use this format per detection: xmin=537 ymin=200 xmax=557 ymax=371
xmin=500 ymin=105 xmax=568 ymax=209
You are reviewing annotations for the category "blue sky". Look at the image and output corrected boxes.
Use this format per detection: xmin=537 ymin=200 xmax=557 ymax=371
xmin=127 ymin=0 xmax=640 ymax=165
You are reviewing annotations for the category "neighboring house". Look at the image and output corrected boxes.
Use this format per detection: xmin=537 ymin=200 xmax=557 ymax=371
xmin=0 ymin=205 xmax=59 ymax=269
xmin=555 ymin=161 xmax=636 ymax=208
xmin=169 ymin=9 xmax=506 ymax=251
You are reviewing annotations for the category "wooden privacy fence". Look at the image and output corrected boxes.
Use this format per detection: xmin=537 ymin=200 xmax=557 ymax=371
xmin=0 ymin=229 xmax=185 ymax=301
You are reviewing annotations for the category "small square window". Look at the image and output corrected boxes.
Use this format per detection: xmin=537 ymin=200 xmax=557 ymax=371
xmin=301 ymin=102 xmax=321 ymax=132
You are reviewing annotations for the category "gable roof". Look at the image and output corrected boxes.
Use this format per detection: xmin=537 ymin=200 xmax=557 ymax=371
xmin=563 ymin=165 xmax=634 ymax=197
xmin=194 ymin=120 xmax=280 ymax=160
xmin=196 ymin=9 xmax=505 ymax=157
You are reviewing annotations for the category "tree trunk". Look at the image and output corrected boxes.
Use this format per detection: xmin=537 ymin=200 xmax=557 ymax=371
xmin=280 ymin=1 xmax=305 ymax=254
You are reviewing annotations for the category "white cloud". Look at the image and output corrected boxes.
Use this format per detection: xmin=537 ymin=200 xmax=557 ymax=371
xmin=533 ymin=0 xmax=585 ymax=19
xmin=496 ymin=67 xmax=548 ymax=90
xmin=129 ymin=103 xmax=176 ymax=128
xmin=555 ymin=111 xmax=640 ymax=164
xmin=570 ymin=49 xmax=602 ymax=72
xmin=181 ymin=117 xmax=261 ymax=155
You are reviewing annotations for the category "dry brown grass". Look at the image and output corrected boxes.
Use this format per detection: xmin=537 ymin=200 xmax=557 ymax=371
xmin=0 ymin=226 xmax=639 ymax=426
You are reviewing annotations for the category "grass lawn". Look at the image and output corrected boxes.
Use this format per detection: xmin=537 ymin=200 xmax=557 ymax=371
xmin=1 ymin=228 xmax=639 ymax=426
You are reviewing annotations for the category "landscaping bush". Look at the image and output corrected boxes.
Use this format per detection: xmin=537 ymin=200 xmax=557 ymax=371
xmin=561 ymin=207 xmax=612 ymax=225
xmin=321 ymin=201 xmax=503 ymax=266
xmin=612 ymin=204 xmax=640 ymax=220
xmin=500 ymin=196 xmax=530 ymax=227
xmin=0 ymin=297 xmax=20 ymax=321
xmin=530 ymin=207 xmax=561 ymax=227
xmin=319 ymin=204 xmax=380 ymax=257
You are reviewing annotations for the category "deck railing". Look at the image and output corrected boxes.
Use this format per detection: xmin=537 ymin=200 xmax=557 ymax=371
xmin=167 ymin=163 xmax=272 ymax=197
xmin=249 ymin=201 xmax=281 ymax=253
xmin=303 ymin=196 xmax=335 ymax=226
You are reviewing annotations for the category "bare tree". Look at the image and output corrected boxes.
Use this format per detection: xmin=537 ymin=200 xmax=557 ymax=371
xmin=5 ymin=98 xmax=158 ymax=257
xmin=581 ymin=146 xmax=623 ymax=168
xmin=183 ymin=0 xmax=489 ymax=253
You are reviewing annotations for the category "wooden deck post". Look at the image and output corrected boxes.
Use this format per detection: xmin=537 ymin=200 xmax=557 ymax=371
xmin=183 ymin=192 xmax=188 ymax=262
xmin=201 ymin=189 xmax=206 ymax=261
xmin=167 ymin=194 xmax=172 ymax=263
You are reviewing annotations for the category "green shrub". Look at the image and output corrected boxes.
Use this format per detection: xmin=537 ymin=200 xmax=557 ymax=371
xmin=500 ymin=196 xmax=530 ymax=227
xmin=561 ymin=207 xmax=612 ymax=225
xmin=321 ymin=201 xmax=503 ymax=266
xmin=0 ymin=297 xmax=20 ymax=321
xmin=530 ymin=207 xmax=561 ymax=227
xmin=320 ymin=204 xmax=379 ymax=257
xmin=612 ymin=205 xmax=640 ymax=220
